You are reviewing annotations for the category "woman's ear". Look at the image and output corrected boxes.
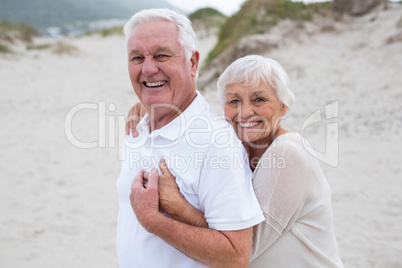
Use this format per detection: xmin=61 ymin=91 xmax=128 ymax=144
xmin=281 ymin=104 xmax=288 ymax=116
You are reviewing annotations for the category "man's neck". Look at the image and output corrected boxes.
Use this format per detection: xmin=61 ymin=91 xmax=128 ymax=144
xmin=149 ymin=92 xmax=197 ymax=132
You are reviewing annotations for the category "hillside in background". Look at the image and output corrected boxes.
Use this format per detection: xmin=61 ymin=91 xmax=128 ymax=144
xmin=204 ymin=0 xmax=331 ymax=66
xmin=188 ymin=8 xmax=227 ymax=34
xmin=198 ymin=0 xmax=400 ymax=87
xmin=0 ymin=0 xmax=181 ymax=35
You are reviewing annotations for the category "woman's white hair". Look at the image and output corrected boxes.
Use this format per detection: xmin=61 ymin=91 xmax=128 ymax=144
xmin=217 ymin=55 xmax=296 ymax=114
xmin=123 ymin=8 xmax=197 ymax=62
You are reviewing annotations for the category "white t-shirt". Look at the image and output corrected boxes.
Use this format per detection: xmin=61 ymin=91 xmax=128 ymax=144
xmin=249 ymin=132 xmax=343 ymax=268
xmin=116 ymin=92 xmax=264 ymax=268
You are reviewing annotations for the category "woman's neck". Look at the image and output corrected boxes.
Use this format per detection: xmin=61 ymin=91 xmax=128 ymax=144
xmin=244 ymin=126 xmax=290 ymax=171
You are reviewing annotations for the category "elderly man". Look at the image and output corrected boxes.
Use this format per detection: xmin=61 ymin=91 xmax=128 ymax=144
xmin=116 ymin=9 xmax=264 ymax=268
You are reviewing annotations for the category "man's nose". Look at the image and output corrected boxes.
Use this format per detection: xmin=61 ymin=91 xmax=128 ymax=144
xmin=142 ymin=57 xmax=159 ymax=76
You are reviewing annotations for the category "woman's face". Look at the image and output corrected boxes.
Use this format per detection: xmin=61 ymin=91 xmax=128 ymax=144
xmin=224 ymin=81 xmax=287 ymax=146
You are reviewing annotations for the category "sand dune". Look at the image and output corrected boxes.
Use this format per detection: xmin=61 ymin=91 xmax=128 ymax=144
xmin=1 ymin=4 xmax=401 ymax=267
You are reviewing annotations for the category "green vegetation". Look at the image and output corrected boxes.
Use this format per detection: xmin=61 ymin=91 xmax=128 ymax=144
xmin=0 ymin=20 xmax=39 ymax=43
xmin=0 ymin=20 xmax=39 ymax=53
xmin=52 ymin=41 xmax=79 ymax=55
xmin=26 ymin=43 xmax=53 ymax=50
xmin=0 ymin=20 xmax=79 ymax=55
xmin=0 ymin=42 xmax=13 ymax=53
xmin=189 ymin=8 xmax=226 ymax=20
xmin=204 ymin=0 xmax=330 ymax=66
xmin=267 ymin=0 xmax=311 ymax=22
xmin=25 ymin=41 xmax=79 ymax=55
xmin=99 ymin=26 xmax=124 ymax=37
xmin=84 ymin=25 xmax=124 ymax=37
xmin=188 ymin=7 xmax=227 ymax=32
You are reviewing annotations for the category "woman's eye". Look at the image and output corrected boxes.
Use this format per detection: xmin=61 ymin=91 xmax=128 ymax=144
xmin=254 ymin=98 xmax=265 ymax=102
xmin=229 ymin=99 xmax=240 ymax=104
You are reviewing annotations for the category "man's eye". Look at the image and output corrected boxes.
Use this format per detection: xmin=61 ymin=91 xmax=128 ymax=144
xmin=229 ymin=99 xmax=240 ymax=104
xmin=155 ymin=54 xmax=169 ymax=61
xmin=254 ymin=98 xmax=265 ymax=102
xmin=131 ymin=56 xmax=144 ymax=64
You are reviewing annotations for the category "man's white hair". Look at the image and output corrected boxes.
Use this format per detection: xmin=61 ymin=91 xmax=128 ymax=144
xmin=123 ymin=8 xmax=197 ymax=62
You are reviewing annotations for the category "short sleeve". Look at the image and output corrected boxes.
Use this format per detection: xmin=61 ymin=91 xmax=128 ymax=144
xmin=196 ymin=136 xmax=264 ymax=231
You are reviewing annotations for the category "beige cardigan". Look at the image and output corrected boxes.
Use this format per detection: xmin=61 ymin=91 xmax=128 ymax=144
xmin=249 ymin=132 xmax=343 ymax=268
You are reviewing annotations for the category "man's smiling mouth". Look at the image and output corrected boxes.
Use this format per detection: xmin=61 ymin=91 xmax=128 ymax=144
xmin=144 ymin=81 xmax=167 ymax=88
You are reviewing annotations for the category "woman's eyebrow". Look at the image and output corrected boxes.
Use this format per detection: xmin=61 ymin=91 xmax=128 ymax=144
xmin=250 ymin=90 xmax=268 ymax=96
xmin=226 ymin=92 xmax=241 ymax=98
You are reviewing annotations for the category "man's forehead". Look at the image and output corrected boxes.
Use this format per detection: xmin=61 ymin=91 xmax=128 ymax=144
xmin=127 ymin=21 xmax=180 ymax=47
xmin=132 ymin=19 xmax=178 ymax=35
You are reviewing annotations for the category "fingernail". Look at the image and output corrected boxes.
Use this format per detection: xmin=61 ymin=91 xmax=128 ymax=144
xmin=151 ymin=168 xmax=157 ymax=174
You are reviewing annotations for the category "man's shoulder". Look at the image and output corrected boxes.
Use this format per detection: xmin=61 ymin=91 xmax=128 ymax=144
xmin=184 ymin=93 xmax=234 ymax=132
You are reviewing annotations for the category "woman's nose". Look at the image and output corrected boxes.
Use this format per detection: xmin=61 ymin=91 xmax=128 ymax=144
xmin=239 ymin=102 xmax=254 ymax=118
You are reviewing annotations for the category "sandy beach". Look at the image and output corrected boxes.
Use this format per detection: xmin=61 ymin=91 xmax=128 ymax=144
xmin=1 ymin=4 xmax=402 ymax=267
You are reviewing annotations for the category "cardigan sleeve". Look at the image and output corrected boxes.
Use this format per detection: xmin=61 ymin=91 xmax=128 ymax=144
xmin=250 ymin=133 xmax=324 ymax=261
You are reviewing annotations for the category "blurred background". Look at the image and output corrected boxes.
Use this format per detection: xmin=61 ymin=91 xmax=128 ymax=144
xmin=1 ymin=0 xmax=401 ymax=267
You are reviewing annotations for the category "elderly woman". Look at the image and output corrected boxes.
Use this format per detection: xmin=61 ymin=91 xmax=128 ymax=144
xmin=126 ymin=55 xmax=343 ymax=267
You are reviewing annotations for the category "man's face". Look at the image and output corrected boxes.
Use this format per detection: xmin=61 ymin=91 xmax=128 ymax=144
xmin=127 ymin=20 xmax=199 ymax=116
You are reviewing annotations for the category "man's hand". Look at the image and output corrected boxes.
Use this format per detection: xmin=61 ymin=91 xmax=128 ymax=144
xmin=132 ymin=166 xmax=252 ymax=267
xmin=142 ymin=159 xmax=209 ymax=228
xmin=125 ymin=102 xmax=147 ymax=137
xmin=130 ymin=169 xmax=161 ymax=232
xmin=157 ymin=159 xmax=183 ymax=216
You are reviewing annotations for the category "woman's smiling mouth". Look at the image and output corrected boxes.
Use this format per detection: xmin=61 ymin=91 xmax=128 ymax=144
xmin=237 ymin=121 xmax=260 ymax=128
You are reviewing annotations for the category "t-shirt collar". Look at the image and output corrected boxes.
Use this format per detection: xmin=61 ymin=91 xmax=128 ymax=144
xmin=136 ymin=91 xmax=206 ymax=141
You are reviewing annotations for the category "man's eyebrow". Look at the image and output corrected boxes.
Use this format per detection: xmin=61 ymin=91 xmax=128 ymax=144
xmin=154 ymin=47 xmax=172 ymax=53
xmin=129 ymin=49 xmax=141 ymax=55
xmin=129 ymin=47 xmax=172 ymax=55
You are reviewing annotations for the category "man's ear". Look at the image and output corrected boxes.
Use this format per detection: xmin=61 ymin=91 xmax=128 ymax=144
xmin=190 ymin=50 xmax=200 ymax=77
